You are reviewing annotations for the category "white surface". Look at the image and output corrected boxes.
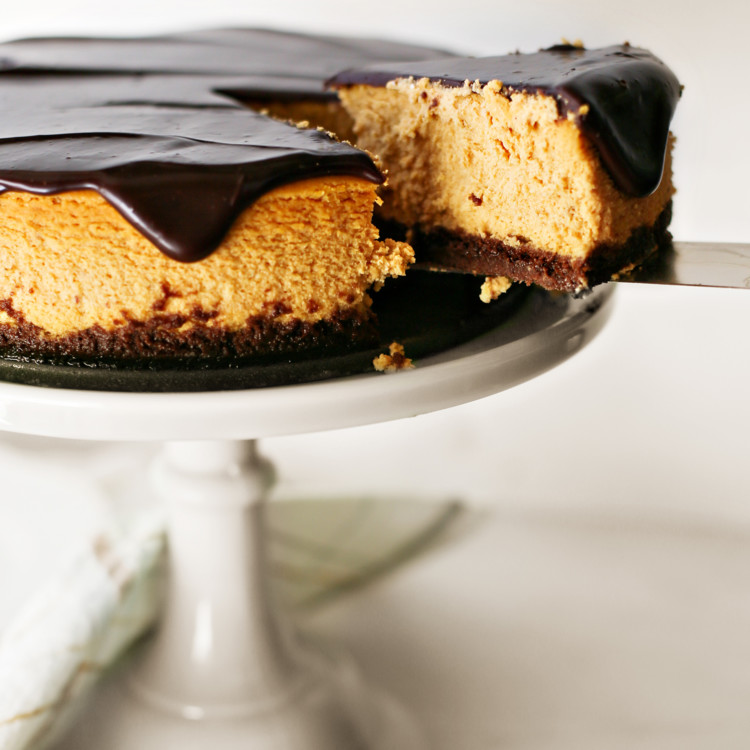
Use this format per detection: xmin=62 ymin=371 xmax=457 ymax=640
xmin=1 ymin=2 xmax=750 ymax=748
xmin=305 ymin=507 xmax=750 ymax=750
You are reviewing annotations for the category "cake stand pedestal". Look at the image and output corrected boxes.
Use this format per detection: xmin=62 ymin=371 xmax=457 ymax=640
xmin=0 ymin=286 xmax=614 ymax=750
xmin=65 ymin=439 xmax=420 ymax=749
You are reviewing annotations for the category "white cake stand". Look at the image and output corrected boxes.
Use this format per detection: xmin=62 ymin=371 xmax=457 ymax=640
xmin=0 ymin=286 xmax=613 ymax=750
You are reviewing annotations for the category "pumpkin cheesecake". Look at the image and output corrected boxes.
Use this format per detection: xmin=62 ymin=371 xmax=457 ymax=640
xmin=0 ymin=31 xmax=680 ymax=367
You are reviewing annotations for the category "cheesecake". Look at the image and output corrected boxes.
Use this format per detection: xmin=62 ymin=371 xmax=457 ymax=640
xmin=0 ymin=31 xmax=680 ymax=367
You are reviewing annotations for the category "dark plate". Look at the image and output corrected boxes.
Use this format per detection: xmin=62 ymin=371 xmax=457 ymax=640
xmin=0 ymin=271 xmax=530 ymax=392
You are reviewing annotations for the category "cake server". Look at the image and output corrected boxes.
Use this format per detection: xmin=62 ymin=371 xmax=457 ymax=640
xmin=619 ymin=242 xmax=750 ymax=289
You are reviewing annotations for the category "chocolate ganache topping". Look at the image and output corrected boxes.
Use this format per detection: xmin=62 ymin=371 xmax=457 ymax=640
xmin=329 ymin=43 xmax=682 ymax=197
xmin=0 ymin=31 xmax=680 ymax=261
xmin=0 ymin=29 xmax=446 ymax=262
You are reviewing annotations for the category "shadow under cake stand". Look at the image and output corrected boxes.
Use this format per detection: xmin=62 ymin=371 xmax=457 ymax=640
xmin=0 ymin=285 xmax=614 ymax=750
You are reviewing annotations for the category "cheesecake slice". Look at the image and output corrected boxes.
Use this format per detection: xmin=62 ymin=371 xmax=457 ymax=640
xmin=330 ymin=44 xmax=681 ymax=293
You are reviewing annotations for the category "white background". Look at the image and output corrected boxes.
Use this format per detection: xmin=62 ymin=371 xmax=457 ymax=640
xmin=3 ymin=3 xmax=750 ymax=747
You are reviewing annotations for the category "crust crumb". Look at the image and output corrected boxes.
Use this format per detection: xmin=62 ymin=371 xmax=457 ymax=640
xmin=373 ymin=341 xmax=413 ymax=372
xmin=479 ymin=275 xmax=512 ymax=303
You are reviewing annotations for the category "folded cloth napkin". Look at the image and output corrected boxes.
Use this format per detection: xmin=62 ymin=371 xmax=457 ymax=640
xmin=0 ymin=510 xmax=164 ymax=750
xmin=0 ymin=490 xmax=461 ymax=750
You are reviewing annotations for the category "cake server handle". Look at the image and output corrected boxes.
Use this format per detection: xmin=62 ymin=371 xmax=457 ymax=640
xmin=619 ymin=242 xmax=750 ymax=289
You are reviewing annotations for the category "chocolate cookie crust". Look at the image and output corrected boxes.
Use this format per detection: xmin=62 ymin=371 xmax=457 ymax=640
xmin=407 ymin=202 xmax=673 ymax=292
xmin=0 ymin=298 xmax=377 ymax=364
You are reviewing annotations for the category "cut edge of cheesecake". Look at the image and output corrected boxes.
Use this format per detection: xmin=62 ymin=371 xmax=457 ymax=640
xmin=330 ymin=62 xmax=677 ymax=293
xmin=0 ymin=176 xmax=413 ymax=363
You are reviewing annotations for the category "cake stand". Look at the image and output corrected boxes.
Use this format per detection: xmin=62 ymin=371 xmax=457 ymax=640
xmin=0 ymin=285 xmax=613 ymax=750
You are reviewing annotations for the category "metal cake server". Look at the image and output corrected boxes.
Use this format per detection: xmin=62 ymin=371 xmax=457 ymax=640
xmin=619 ymin=242 xmax=750 ymax=289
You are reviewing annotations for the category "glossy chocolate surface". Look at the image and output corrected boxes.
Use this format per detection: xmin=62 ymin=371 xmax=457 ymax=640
xmin=0 ymin=29 xmax=442 ymax=89
xmin=330 ymin=44 xmax=681 ymax=197
xmin=0 ymin=82 xmax=382 ymax=262
xmin=0 ymin=30 xmax=443 ymax=261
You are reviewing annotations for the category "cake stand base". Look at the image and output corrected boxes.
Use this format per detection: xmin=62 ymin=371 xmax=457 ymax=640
xmin=55 ymin=439 xmax=424 ymax=750
xmin=0 ymin=286 xmax=612 ymax=750
xmin=58 ymin=646 xmax=422 ymax=750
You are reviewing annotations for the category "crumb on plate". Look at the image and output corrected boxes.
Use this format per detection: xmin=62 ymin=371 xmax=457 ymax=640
xmin=373 ymin=341 xmax=414 ymax=372
xmin=479 ymin=275 xmax=512 ymax=303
